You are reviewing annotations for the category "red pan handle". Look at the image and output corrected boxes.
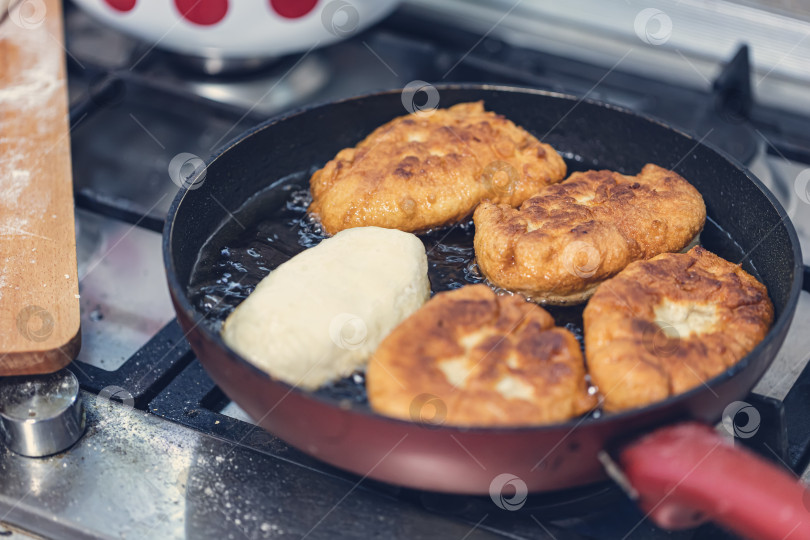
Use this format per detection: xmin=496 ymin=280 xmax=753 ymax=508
xmin=618 ymin=422 xmax=810 ymax=540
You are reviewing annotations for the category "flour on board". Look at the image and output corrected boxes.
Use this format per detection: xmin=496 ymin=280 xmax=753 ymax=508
xmin=0 ymin=8 xmax=63 ymax=300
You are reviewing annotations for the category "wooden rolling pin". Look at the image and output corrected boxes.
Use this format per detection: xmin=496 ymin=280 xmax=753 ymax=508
xmin=0 ymin=0 xmax=81 ymax=375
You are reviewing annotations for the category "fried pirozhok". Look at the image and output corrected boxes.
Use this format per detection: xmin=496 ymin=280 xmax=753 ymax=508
xmin=583 ymin=246 xmax=773 ymax=412
xmin=309 ymin=101 xmax=566 ymax=234
xmin=367 ymin=284 xmax=596 ymax=426
xmin=473 ymin=163 xmax=706 ymax=305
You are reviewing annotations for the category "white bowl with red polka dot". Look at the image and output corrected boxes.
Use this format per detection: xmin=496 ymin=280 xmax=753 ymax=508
xmin=72 ymin=0 xmax=401 ymax=59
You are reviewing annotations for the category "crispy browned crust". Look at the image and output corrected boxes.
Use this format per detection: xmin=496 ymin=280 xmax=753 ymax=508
xmin=309 ymin=101 xmax=567 ymax=235
xmin=473 ymin=164 xmax=706 ymax=304
xmin=583 ymin=246 xmax=774 ymax=413
xmin=366 ymin=284 xmax=596 ymax=426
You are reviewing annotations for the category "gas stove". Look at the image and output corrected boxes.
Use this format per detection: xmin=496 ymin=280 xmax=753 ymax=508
xmin=1 ymin=2 xmax=810 ymax=539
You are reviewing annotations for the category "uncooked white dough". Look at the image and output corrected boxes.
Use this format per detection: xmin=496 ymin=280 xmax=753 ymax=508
xmin=221 ymin=226 xmax=430 ymax=390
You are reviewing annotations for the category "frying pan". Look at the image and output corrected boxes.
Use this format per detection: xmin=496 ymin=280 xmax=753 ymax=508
xmin=164 ymin=85 xmax=810 ymax=539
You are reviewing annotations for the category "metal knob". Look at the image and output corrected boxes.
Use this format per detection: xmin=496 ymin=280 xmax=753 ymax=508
xmin=0 ymin=369 xmax=85 ymax=457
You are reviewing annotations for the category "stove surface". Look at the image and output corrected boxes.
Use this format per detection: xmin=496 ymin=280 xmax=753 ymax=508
xmin=1 ymin=2 xmax=810 ymax=539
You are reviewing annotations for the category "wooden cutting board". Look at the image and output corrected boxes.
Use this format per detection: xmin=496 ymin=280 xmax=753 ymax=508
xmin=0 ymin=0 xmax=81 ymax=375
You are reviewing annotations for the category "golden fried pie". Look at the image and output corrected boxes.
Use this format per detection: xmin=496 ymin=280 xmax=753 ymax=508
xmin=583 ymin=246 xmax=773 ymax=412
xmin=366 ymin=284 xmax=596 ymax=426
xmin=309 ymin=101 xmax=567 ymax=235
xmin=473 ymin=164 xmax=706 ymax=305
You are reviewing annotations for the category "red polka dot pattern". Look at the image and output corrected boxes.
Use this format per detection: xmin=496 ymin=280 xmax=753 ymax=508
xmin=270 ymin=0 xmax=318 ymax=19
xmin=104 ymin=0 xmax=136 ymax=12
xmin=174 ymin=0 xmax=229 ymax=26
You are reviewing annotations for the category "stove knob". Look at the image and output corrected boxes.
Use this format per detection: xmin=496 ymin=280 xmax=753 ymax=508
xmin=0 ymin=369 xmax=85 ymax=457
